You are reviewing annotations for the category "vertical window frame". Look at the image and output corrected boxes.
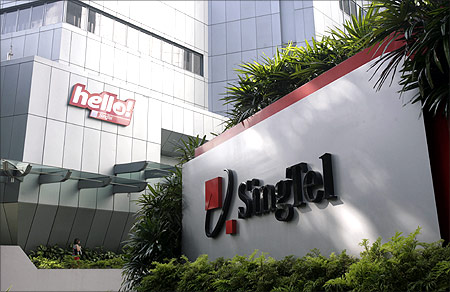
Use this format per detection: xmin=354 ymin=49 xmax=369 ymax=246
xmin=2 ymin=10 xmax=18 ymax=34
xmin=30 ymin=4 xmax=44 ymax=29
xmin=43 ymin=1 xmax=64 ymax=26
xmin=16 ymin=7 xmax=31 ymax=32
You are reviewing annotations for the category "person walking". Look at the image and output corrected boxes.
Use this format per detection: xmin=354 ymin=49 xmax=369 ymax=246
xmin=72 ymin=238 xmax=82 ymax=260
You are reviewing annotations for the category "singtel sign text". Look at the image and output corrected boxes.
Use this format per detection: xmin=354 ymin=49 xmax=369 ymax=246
xmin=205 ymin=153 xmax=337 ymax=238
xmin=69 ymin=84 xmax=135 ymax=126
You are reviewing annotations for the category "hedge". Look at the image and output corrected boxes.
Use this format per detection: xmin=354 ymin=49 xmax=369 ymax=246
xmin=136 ymin=228 xmax=449 ymax=292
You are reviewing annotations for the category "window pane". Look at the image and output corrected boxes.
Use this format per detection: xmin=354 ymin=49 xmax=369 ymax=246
xmin=193 ymin=53 xmax=203 ymax=76
xmin=3 ymin=11 xmax=18 ymax=34
xmin=30 ymin=5 xmax=44 ymax=28
xmin=161 ymin=41 xmax=172 ymax=64
xmin=184 ymin=51 xmax=193 ymax=72
xmin=172 ymin=46 xmax=184 ymax=68
xmin=100 ymin=14 xmax=113 ymax=40
xmin=150 ymin=37 xmax=161 ymax=60
xmin=127 ymin=26 xmax=139 ymax=51
xmin=0 ymin=13 xmax=5 ymax=32
xmin=17 ymin=8 xmax=31 ymax=31
xmin=66 ymin=1 xmax=82 ymax=27
xmin=44 ymin=1 xmax=63 ymax=25
xmin=350 ymin=0 xmax=358 ymax=16
xmin=113 ymin=21 xmax=127 ymax=46
xmin=87 ymin=9 xmax=100 ymax=35
xmin=138 ymin=31 xmax=150 ymax=54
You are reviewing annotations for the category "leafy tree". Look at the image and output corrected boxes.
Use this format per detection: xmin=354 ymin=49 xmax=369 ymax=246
xmin=223 ymin=0 xmax=449 ymax=130
xmin=120 ymin=135 xmax=206 ymax=291
xmin=223 ymin=7 xmax=376 ymax=129
xmin=366 ymin=0 xmax=449 ymax=117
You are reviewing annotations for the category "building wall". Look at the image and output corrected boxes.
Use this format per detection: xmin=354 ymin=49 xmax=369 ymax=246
xmin=1 ymin=0 xmax=210 ymax=110
xmin=0 ymin=0 xmax=225 ymax=252
xmin=0 ymin=55 xmax=225 ymax=251
xmin=207 ymin=0 xmax=370 ymax=115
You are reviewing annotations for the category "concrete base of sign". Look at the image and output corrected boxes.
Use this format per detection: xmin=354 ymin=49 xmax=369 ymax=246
xmin=0 ymin=245 xmax=122 ymax=291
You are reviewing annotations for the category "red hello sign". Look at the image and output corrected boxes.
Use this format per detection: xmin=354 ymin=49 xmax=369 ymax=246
xmin=69 ymin=84 xmax=135 ymax=126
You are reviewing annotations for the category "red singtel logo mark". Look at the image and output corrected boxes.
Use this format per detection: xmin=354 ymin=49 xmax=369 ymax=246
xmin=69 ymin=84 xmax=135 ymax=126
xmin=204 ymin=169 xmax=235 ymax=238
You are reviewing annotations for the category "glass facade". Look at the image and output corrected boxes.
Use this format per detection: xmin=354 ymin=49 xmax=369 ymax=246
xmin=16 ymin=8 xmax=31 ymax=31
xmin=339 ymin=0 xmax=365 ymax=17
xmin=0 ymin=0 xmax=204 ymax=76
xmin=43 ymin=1 xmax=63 ymax=26
xmin=30 ymin=5 xmax=44 ymax=29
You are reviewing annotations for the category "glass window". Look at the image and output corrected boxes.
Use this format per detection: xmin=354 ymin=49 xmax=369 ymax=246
xmin=44 ymin=1 xmax=63 ymax=25
xmin=172 ymin=46 xmax=184 ymax=68
xmin=16 ymin=8 xmax=31 ymax=31
xmin=161 ymin=41 xmax=172 ymax=64
xmin=127 ymin=26 xmax=139 ymax=51
xmin=3 ymin=11 xmax=18 ymax=34
xmin=113 ymin=21 xmax=127 ymax=46
xmin=87 ymin=9 xmax=100 ymax=35
xmin=193 ymin=53 xmax=203 ymax=76
xmin=100 ymin=14 xmax=113 ymax=40
xmin=350 ymin=0 xmax=358 ymax=16
xmin=30 ymin=5 xmax=44 ymax=29
xmin=150 ymin=37 xmax=161 ymax=60
xmin=0 ymin=13 xmax=5 ymax=32
xmin=66 ymin=1 xmax=83 ymax=28
xmin=184 ymin=51 xmax=193 ymax=72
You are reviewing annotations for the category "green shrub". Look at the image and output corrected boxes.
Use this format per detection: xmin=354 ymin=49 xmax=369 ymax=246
xmin=27 ymin=244 xmax=125 ymax=269
xmin=325 ymin=228 xmax=450 ymax=292
xmin=121 ymin=135 xmax=207 ymax=291
xmin=135 ymin=229 xmax=449 ymax=292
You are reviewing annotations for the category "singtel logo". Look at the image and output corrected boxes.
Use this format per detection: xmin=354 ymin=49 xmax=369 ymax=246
xmin=204 ymin=153 xmax=337 ymax=238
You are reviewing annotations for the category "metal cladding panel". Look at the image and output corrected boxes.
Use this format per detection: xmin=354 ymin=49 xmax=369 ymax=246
xmin=28 ymin=61 xmax=51 ymax=117
xmin=103 ymin=211 xmax=129 ymax=252
xmin=119 ymin=213 xmax=137 ymax=250
xmin=18 ymin=173 xmax=39 ymax=203
xmin=3 ymin=203 xmax=18 ymax=243
xmin=37 ymin=30 xmax=53 ymax=60
xmin=85 ymin=209 xmax=112 ymax=248
xmin=113 ymin=193 xmax=130 ymax=212
xmin=79 ymin=188 xmax=97 ymax=209
xmin=22 ymin=114 xmax=46 ymax=164
xmin=182 ymin=58 xmax=441 ymax=260
xmin=59 ymin=179 xmax=79 ymax=207
xmin=42 ymin=119 xmax=66 ymax=167
xmin=1 ymin=64 xmax=19 ymax=117
xmin=38 ymin=183 xmax=60 ymax=205
xmin=47 ymin=206 xmax=77 ymax=247
xmin=9 ymin=114 xmax=27 ymax=161
xmin=96 ymin=186 xmax=114 ymax=210
xmin=14 ymin=62 xmax=33 ymax=115
xmin=0 ymin=203 xmax=12 ymax=244
xmin=68 ymin=208 xmax=96 ymax=246
xmin=17 ymin=202 xmax=37 ymax=247
xmin=47 ymin=67 xmax=69 ymax=122
xmin=25 ymin=204 xmax=57 ymax=250
xmin=62 ymin=123 xmax=84 ymax=170
xmin=2 ymin=181 xmax=20 ymax=203
xmin=0 ymin=116 xmax=13 ymax=158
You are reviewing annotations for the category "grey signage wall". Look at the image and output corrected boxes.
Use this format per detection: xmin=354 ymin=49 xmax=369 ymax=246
xmin=182 ymin=56 xmax=441 ymax=260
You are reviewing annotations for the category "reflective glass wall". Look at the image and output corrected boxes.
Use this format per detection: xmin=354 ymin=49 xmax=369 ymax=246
xmin=0 ymin=0 xmax=203 ymax=76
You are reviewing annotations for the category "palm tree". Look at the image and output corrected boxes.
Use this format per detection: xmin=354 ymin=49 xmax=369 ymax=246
xmin=366 ymin=0 xmax=449 ymax=117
